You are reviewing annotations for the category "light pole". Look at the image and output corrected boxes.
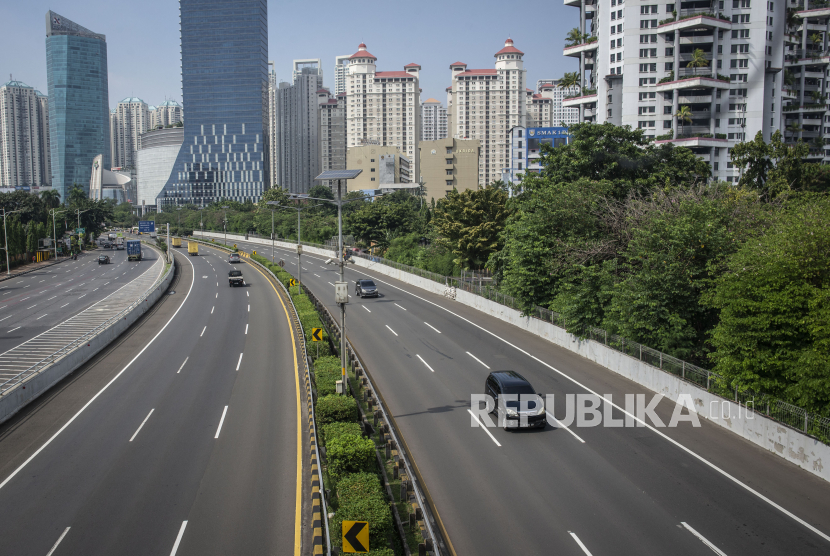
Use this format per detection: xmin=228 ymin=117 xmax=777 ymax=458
xmin=273 ymin=201 xmax=323 ymax=290
xmin=266 ymin=200 xmax=279 ymax=262
xmin=49 ymin=208 xmax=66 ymax=261
xmin=74 ymin=208 xmax=89 ymax=251
xmin=221 ymin=205 xmax=229 ymax=246
xmin=176 ymin=206 xmax=182 ymax=236
xmin=1 ymin=208 xmax=22 ymax=275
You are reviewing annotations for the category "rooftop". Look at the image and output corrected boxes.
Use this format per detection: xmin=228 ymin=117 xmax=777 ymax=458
xmin=495 ymin=38 xmax=524 ymax=57
xmin=350 ymin=43 xmax=377 ymax=60
xmin=2 ymin=80 xmax=33 ymax=89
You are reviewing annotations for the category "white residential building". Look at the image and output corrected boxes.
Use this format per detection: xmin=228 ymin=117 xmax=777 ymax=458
xmin=294 ymin=58 xmax=322 ymax=82
xmin=345 ymin=43 xmax=420 ymax=183
xmin=0 ymin=79 xmax=51 ymax=188
xmin=536 ymin=79 xmax=580 ymax=127
xmin=268 ymin=61 xmax=278 ymax=186
xmin=446 ymin=39 xmax=528 ymax=186
xmin=150 ymin=100 xmax=183 ymax=129
xmin=334 ymin=55 xmax=350 ymax=95
xmin=111 ymin=97 xmax=150 ymax=169
xmin=563 ymin=0 xmax=796 ymax=181
xmin=421 ymin=98 xmax=448 ymax=141
xmin=276 ymin=61 xmax=324 ymax=193
xmin=317 ymin=89 xmax=347 ymax=189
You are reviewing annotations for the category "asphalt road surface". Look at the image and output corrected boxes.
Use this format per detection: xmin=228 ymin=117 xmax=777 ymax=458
xmin=0 ymin=247 xmax=301 ymax=555
xmin=226 ymin=235 xmax=830 ymax=556
xmin=0 ymin=249 xmax=157 ymax=354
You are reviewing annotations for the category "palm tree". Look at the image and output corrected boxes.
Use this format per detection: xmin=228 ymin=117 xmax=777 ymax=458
xmin=40 ymin=189 xmax=61 ymax=209
xmin=810 ymin=90 xmax=826 ymax=104
xmin=565 ymin=27 xmax=586 ymax=47
xmin=786 ymin=121 xmax=803 ymax=140
xmin=557 ymin=72 xmax=581 ymax=94
xmin=786 ymin=8 xmax=800 ymax=34
xmin=783 ymin=69 xmax=796 ymax=95
xmin=811 ymin=33 xmax=823 ymax=49
xmin=676 ymin=105 xmax=693 ymax=135
xmin=686 ymin=48 xmax=710 ymax=75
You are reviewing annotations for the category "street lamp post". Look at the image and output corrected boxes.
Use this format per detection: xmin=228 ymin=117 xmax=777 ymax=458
xmin=49 ymin=209 xmax=66 ymax=261
xmin=1 ymin=208 xmax=22 ymax=275
xmin=265 ymin=200 xmax=279 ymax=262
xmin=273 ymin=201 xmax=323 ymax=290
xmin=74 ymin=209 xmax=89 ymax=251
xmin=221 ymin=205 xmax=229 ymax=246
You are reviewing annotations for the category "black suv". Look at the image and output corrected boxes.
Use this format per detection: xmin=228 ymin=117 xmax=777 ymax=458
xmin=98 ymin=255 xmax=110 ymax=265
xmin=228 ymin=269 xmax=244 ymax=287
xmin=355 ymin=279 xmax=378 ymax=298
xmin=484 ymin=371 xmax=545 ymax=430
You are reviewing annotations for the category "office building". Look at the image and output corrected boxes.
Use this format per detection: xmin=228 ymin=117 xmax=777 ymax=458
xmin=268 ymin=61 xmax=278 ymax=186
xmin=345 ymin=145 xmax=410 ymax=190
xmin=419 ymin=138 xmax=480 ymax=201
xmin=89 ymin=153 xmax=130 ymax=203
xmin=345 ymin=43 xmax=420 ymax=184
xmin=502 ymin=126 xmax=570 ymax=186
xmin=45 ymin=11 xmax=110 ymax=200
xmin=562 ymin=0 xmax=791 ymax=180
xmin=317 ymin=89 xmax=346 ymax=189
xmin=111 ymin=97 xmax=150 ymax=169
xmin=421 ymin=98 xmax=448 ymax=141
xmin=160 ymin=0 xmax=269 ymax=208
xmin=446 ymin=39 xmax=527 ymax=186
xmin=334 ymin=55 xmax=350 ymax=95
xmin=275 ymin=61 xmax=324 ymax=193
xmin=0 ymin=79 xmax=51 ymax=189
xmin=136 ymin=127 xmax=183 ymax=212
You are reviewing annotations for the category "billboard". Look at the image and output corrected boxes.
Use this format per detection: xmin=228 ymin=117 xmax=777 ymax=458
xmin=527 ymin=127 xmax=569 ymax=151
xmin=138 ymin=221 xmax=155 ymax=234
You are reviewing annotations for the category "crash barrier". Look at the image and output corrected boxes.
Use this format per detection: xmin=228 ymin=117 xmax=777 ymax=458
xmin=0 ymin=247 xmax=174 ymax=424
xmin=193 ymin=231 xmax=830 ymax=483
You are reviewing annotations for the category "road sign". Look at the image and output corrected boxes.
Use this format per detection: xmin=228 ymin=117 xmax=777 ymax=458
xmin=76 ymin=227 xmax=85 ymax=235
xmin=253 ymin=250 xmax=257 ymax=256
xmin=278 ymin=260 xmax=285 ymax=268
xmin=138 ymin=221 xmax=155 ymax=234
xmin=311 ymin=328 xmax=323 ymax=342
xmin=288 ymin=279 xmax=297 ymax=287
xmin=342 ymin=521 xmax=369 ymax=553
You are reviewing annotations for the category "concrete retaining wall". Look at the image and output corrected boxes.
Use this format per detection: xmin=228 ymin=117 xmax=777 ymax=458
xmin=0 ymin=255 xmax=175 ymax=425
xmin=195 ymin=231 xmax=830 ymax=482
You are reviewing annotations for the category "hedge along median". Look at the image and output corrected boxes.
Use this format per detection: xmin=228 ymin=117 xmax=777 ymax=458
xmin=248 ymin=251 xmax=421 ymax=555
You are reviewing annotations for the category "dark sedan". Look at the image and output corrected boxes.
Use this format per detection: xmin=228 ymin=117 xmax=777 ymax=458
xmin=355 ymin=279 xmax=379 ymax=298
xmin=98 ymin=255 xmax=110 ymax=265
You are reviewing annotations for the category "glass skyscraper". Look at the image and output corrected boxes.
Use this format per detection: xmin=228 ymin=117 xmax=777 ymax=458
xmin=160 ymin=0 xmax=269 ymax=208
xmin=45 ymin=11 xmax=110 ymax=201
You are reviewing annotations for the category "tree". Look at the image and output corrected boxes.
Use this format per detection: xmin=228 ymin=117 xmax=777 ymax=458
xmin=730 ymin=130 xmax=811 ymax=198
xmin=40 ymin=189 xmax=60 ymax=210
xmin=675 ymin=105 xmax=693 ymax=136
xmin=565 ymin=28 xmax=586 ymax=47
xmin=686 ymin=48 xmax=709 ymax=70
xmin=432 ymin=183 xmax=510 ymax=270
xmin=557 ymin=72 xmax=580 ymax=91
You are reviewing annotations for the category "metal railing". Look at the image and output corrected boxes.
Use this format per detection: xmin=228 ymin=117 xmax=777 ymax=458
xmin=0 ymin=251 xmax=171 ymax=395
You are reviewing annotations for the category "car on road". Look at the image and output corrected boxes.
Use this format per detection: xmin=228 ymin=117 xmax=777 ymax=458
xmin=98 ymin=255 xmax=110 ymax=264
xmin=355 ymin=279 xmax=379 ymax=298
xmin=228 ymin=253 xmax=241 ymax=264
xmin=484 ymin=371 xmax=545 ymax=430
xmin=229 ymin=269 xmax=244 ymax=287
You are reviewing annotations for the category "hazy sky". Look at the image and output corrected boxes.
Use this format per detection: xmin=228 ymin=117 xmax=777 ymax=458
xmin=2 ymin=0 xmax=579 ymax=108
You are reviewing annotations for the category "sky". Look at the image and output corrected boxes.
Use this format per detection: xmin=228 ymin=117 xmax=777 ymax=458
xmin=1 ymin=0 xmax=579 ymax=109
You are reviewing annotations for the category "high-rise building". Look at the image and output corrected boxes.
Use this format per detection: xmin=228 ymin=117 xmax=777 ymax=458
xmin=45 ymin=11 xmax=110 ymax=200
xmin=317 ymin=89 xmax=346 ymax=190
xmin=150 ymin=100 xmax=183 ymax=129
xmin=0 ymin=79 xmax=51 ymax=188
xmin=419 ymin=138 xmax=479 ymax=201
xmin=525 ymin=89 xmax=553 ymax=128
xmin=345 ymin=43 xmax=420 ymax=183
xmin=446 ymin=39 xmax=527 ymax=186
xmin=536 ymin=79 xmax=579 ymax=127
xmin=294 ymin=59 xmax=322 ymax=82
xmin=345 ymin=145 xmax=410 ymax=190
xmin=268 ymin=61 xmax=278 ymax=187
xmin=421 ymin=98 xmax=448 ymax=141
xmin=563 ymin=0 xmax=793 ymax=181
xmin=275 ymin=62 xmax=324 ymax=193
xmin=334 ymin=55 xmax=350 ymax=95
xmin=111 ymin=97 xmax=150 ymax=169
xmin=160 ymin=0 xmax=269 ymax=208
xmin=137 ymin=127 xmax=183 ymax=212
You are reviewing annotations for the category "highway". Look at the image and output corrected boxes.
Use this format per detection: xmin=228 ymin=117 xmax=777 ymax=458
xmin=0 ymin=249 xmax=156 ymax=354
xmin=226 ymin=235 xmax=830 ymax=556
xmin=0 ymin=246 xmax=302 ymax=555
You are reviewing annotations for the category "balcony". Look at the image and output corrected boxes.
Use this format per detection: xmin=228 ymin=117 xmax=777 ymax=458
xmin=562 ymin=93 xmax=598 ymax=108
xmin=796 ymin=6 xmax=830 ymax=18
xmin=655 ymin=76 xmax=731 ymax=92
xmin=563 ymin=39 xmax=599 ymax=57
xmin=678 ymin=94 xmax=713 ymax=103
xmin=584 ymin=107 xmax=596 ymax=118
xmin=658 ymin=13 xmax=731 ymax=33
xmin=655 ymin=135 xmax=728 ymax=148
xmin=563 ymin=0 xmax=581 ymax=6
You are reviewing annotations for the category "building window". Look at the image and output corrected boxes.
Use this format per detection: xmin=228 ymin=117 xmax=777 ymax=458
xmin=371 ymin=177 xmax=375 ymax=181
xmin=663 ymin=120 xmax=672 ymax=129
xmin=518 ymin=162 xmax=523 ymax=170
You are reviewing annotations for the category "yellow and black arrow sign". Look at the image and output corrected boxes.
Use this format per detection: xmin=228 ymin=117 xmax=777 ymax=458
xmin=342 ymin=521 xmax=369 ymax=553
xmin=288 ymin=279 xmax=297 ymax=287
xmin=311 ymin=328 xmax=323 ymax=342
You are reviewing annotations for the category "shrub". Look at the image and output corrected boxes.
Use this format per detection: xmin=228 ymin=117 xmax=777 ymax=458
xmin=316 ymin=394 xmax=358 ymax=427
xmin=327 ymin=433 xmax=376 ymax=483
xmin=322 ymin=421 xmax=363 ymax=444
xmin=337 ymin=471 xmax=384 ymax=504
xmin=333 ymin=478 xmax=393 ymax=550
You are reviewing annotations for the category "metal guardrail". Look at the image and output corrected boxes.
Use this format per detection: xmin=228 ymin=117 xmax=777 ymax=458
xmin=0 ymin=249 xmax=171 ymax=396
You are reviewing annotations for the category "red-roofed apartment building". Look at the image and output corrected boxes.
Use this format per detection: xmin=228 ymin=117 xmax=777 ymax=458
xmin=345 ymin=43 xmax=420 ymax=183
xmin=446 ymin=39 xmax=528 ymax=186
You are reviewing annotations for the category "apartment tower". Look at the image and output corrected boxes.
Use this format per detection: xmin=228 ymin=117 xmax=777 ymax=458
xmin=0 ymin=79 xmax=51 ymax=188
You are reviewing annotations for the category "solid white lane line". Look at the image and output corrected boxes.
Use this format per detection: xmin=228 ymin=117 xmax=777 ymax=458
xmin=681 ymin=522 xmax=728 ymax=555
xmin=363 ymin=273 xmax=830 ymax=544
xmin=211 ymin=306 xmax=214 ymax=314
xmin=416 ymin=354 xmax=435 ymax=373
xmin=466 ymin=351 xmax=490 ymax=369
xmin=568 ymin=532 xmax=594 ymax=555
xmin=394 ymin=303 xmax=406 ymax=311
xmin=36 ymin=314 xmax=47 ymax=320
xmin=424 ymin=322 xmax=441 ymax=334
xmin=467 ymin=409 xmax=501 ymax=447
xmin=7 ymin=327 xmax=20 ymax=333
xmin=60 ymin=303 xmax=69 ymax=308
xmin=245 ymin=324 xmax=248 ymax=335
xmin=177 ymin=357 xmax=188 ymax=374
xmin=46 ymin=527 xmax=71 ymax=556
xmin=385 ymin=325 xmax=398 ymax=336
xmin=215 ymin=406 xmax=228 ymax=438
xmin=545 ymin=412 xmax=586 ymax=443
xmin=200 ymin=326 xmax=206 ymax=337
xmin=236 ymin=352 xmax=243 ymax=371
xmin=169 ymin=521 xmax=188 ymax=556
xmin=0 ymin=316 xmax=10 ymax=322
xmin=362 ymin=306 xmax=371 ymax=313
xmin=129 ymin=409 xmax=155 ymax=442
